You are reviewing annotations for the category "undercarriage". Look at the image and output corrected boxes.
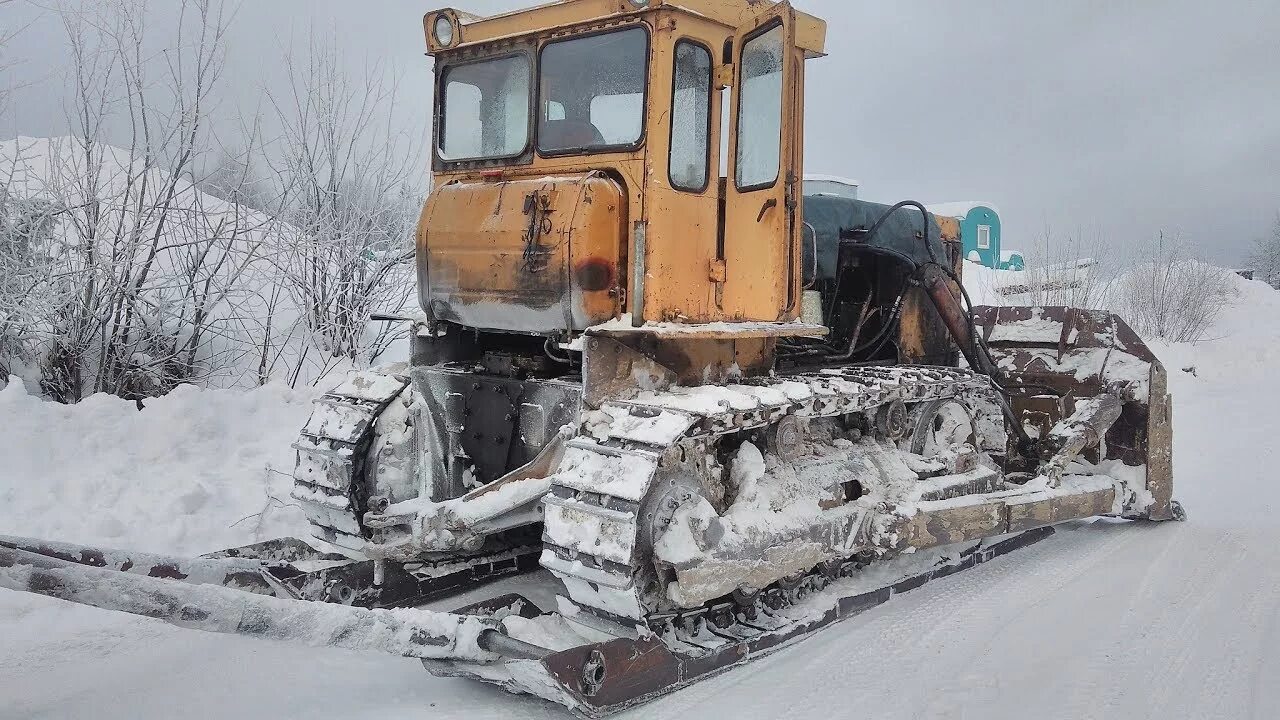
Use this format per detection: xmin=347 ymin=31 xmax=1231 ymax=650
xmin=0 ymin=304 xmax=1181 ymax=716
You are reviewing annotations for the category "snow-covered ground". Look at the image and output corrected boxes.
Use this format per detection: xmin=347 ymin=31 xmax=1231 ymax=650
xmin=2 ymin=272 xmax=1279 ymax=719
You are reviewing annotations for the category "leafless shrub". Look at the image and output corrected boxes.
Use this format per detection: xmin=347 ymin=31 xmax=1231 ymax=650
xmin=1247 ymin=213 xmax=1280 ymax=289
xmin=0 ymin=0 xmax=26 ymax=122
xmin=0 ymin=0 xmax=275 ymax=402
xmin=259 ymin=37 xmax=422 ymax=386
xmin=1118 ymin=232 xmax=1238 ymax=343
xmin=999 ymin=225 xmax=1118 ymax=309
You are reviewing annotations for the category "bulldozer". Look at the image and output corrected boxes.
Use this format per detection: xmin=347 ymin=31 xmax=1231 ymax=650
xmin=0 ymin=0 xmax=1182 ymax=714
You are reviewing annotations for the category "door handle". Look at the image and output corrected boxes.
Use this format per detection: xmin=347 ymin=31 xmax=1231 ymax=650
xmin=756 ymin=198 xmax=778 ymax=222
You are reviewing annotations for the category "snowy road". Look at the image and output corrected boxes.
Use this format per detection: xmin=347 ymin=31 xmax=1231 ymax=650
xmin=3 ymin=275 xmax=1279 ymax=719
xmin=3 ymin=520 xmax=1277 ymax=720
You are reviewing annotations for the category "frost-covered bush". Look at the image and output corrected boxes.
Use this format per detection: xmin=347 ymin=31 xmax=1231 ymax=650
xmin=1117 ymin=235 xmax=1238 ymax=343
xmin=0 ymin=3 xmax=420 ymax=402
xmin=1248 ymin=214 xmax=1280 ymax=289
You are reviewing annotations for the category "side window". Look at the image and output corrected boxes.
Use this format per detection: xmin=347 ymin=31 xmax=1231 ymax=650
xmin=735 ymin=23 xmax=784 ymax=190
xmin=977 ymin=225 xmax=991 ymax=249
xmin=669 ymin=41 xmax=712 ymax=192
xmin=439 ymin=55 xmax=531 ymax=161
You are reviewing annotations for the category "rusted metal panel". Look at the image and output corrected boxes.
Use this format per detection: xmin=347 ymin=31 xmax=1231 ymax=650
xmin=582 ymin=334 xmax=678 ymax=408
xmin=898 ymin=216 xmax=961 ymax=365
xmin=581 ymin=331 xmax=777 ymax=405
xmin=1145 ymin=363 xmax=1175 ymax=520
xmin=974 ymin=305 xmax=1159 ymax=365
xmin=1005 ymin=488 xmax=1116 ymax=533
xmin=542 ymin=637 xmax=682 ymax=711
xmin=420 ymin=173 xmax=624 ymax=333
xmin=904 ymin=500 xmax=1006 ymax=549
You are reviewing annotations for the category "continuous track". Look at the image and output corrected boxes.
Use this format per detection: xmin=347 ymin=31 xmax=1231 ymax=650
xmin=541 ymin=365 xmax=1001 ymax=630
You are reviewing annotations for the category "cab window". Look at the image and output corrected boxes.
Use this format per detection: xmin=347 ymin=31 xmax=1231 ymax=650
xmin=538 ymin=27 xmax=649 ymax=154
xmin=735 ymin=23 xmax=784 ymax=189
xmin=438 ymin=55 xmax=531 ymax=161
xmin=669 ymin=40 xmax=712 ymax=192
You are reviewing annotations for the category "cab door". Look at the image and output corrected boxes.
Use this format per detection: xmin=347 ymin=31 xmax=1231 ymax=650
xmin=720 ymin=3 xmax=801 ymax=321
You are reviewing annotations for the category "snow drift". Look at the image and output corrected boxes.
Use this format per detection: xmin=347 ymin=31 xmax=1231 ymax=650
xmin=0 ymin=378 xmax=315 ymax=555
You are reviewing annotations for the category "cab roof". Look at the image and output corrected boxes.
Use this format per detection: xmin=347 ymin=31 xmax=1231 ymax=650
xmin=425 ymin=0 xmax=826 ymax=57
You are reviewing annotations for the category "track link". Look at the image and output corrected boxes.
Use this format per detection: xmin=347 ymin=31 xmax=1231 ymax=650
xmin=291 ymin=370 xmax=411 ymax=550
xmin=541 ymin=365 xmax=999 ymax=627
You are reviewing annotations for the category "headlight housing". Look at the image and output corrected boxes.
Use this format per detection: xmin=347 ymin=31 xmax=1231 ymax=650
xmin=432 ymin=14 xmax=456 ymax=47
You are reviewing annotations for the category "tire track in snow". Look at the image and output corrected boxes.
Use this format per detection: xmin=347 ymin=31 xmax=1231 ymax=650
xmin=1141 ymin=531 xmax=1280 ymax=720
xmin=1053 ymin=524 xmax=1235 ymax=719
xmin=898 ymin=522 xmax=1156 ymax=718
xmin=1246 ymin=565 xmax=1280 ymax=720
xmin=641 ymin=521 xmax=1145 ymax=720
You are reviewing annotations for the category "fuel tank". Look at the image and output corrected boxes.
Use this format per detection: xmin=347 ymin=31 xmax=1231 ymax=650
xmin=417 ymin=172 xmax=626 ymax=335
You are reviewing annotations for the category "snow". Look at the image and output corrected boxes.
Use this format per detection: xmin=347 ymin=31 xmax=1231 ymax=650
xmin=926 ymin=200 xmax=1002 ymax=219
xmin=587 ymin=404 xmax=695 ymax=446
xmin=803 ymin=173 xmax=861 ymax=187
xmin=0 ymin=136 xmax=411 ymax=392
xmin=0 ymin=379 xmax=316 ymax=555
xmin=4 ymin=270 xmax=1280 ymax=717
xmin=588 ymin=314 xmax=826 ymax=338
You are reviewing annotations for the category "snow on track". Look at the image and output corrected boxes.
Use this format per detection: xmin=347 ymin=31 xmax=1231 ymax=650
xmin=3 ymin=273 xmax=1280 ymax=718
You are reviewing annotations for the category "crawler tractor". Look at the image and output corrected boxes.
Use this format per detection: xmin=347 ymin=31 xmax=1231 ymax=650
xmin=0 ymin=0 xmax=1181 ymax=714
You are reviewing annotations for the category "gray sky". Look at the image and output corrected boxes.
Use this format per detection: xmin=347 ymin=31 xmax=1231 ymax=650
xmin=2 ymin=0 xmax=1278 ymax=265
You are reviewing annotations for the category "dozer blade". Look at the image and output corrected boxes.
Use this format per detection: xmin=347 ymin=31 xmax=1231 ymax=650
xmin=973 ymin=306 xmax=1176 ymax=521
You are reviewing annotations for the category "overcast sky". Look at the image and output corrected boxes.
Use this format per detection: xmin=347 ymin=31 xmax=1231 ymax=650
xmin=2 ymin=0 xmax=1277 ymax=265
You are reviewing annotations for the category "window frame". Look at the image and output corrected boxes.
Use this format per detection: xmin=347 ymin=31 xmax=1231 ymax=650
xmin=535 ymin=23 xmax=653 ymax=159
xmin=733 ymin=18 xmax=786 ymax=193
xmin=977 ymin=224 xmax=991 ymax=250
xmin=433 ymin=50 xmax=536 ymax=166
xmin=667 ymin=37 xmax=714 ymax=194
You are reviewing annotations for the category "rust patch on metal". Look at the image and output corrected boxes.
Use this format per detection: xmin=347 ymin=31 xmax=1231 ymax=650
xmin=147 ymin=563 xmax=190 ymax=581
xmin=574 ymin=257 xmax=614 ymax=292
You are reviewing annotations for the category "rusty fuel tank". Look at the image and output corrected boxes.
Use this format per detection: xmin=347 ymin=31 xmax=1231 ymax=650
xmin=417 ymin=171 xmax=626 ymax=335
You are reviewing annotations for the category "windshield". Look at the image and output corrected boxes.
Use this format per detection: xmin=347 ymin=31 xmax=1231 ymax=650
xmin=438 ymin=55 xmax=531 ymax=161
xmin=538 ymin=27 xmax=648 ymax=154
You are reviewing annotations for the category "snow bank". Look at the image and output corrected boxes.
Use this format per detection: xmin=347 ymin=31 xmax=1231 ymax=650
xmin=963 ymin=263 xmax=1029 ymax=306
xmin=0 ymin=380 xmax=317 ymax=555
